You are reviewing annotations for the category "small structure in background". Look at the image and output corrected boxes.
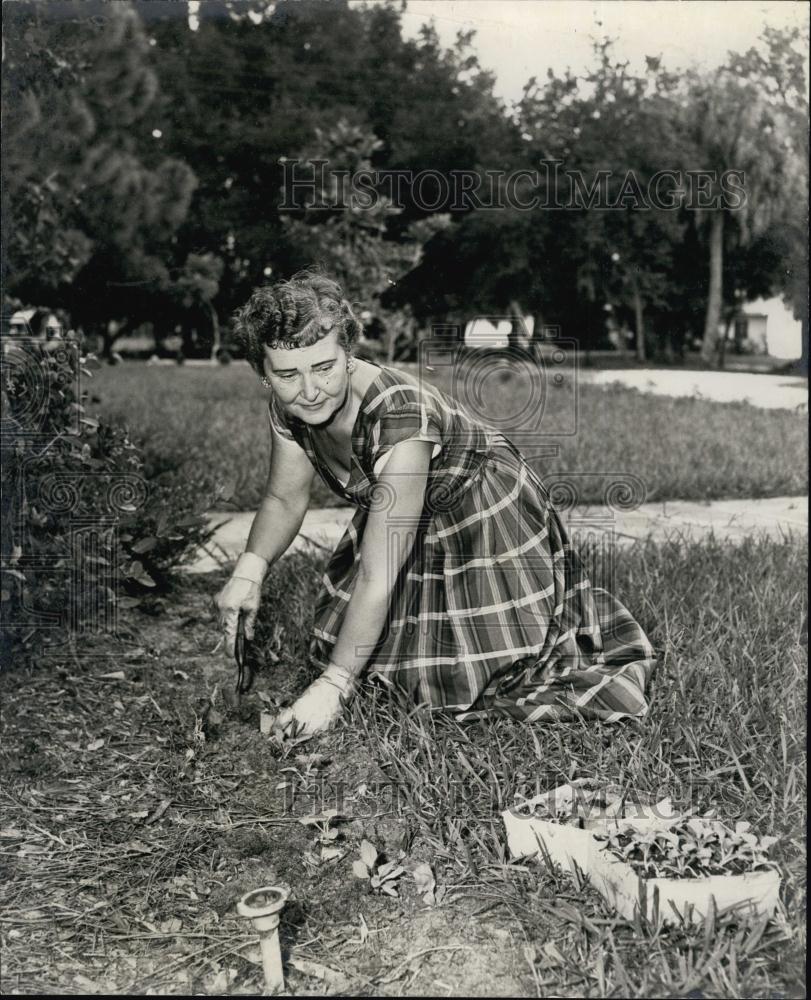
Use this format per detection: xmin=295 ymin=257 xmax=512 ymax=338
xmin=725 ymin=296 xmax=803 ymax=360
xmin=1 ymin=306 xmax=68 ymax=355
xmin=464 ymin=317 xmax=511 ymax=350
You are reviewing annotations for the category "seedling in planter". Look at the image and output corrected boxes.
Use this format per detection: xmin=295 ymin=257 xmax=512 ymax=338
xmin=503 ymin=782 xmax=678 ymax=873
xmin=352 ymin=840 xmax=406 ymax=896
xmin=598 ymin=817 xmax=779 ymax=879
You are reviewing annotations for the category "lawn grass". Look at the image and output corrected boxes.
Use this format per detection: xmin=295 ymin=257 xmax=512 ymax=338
xmin=1 ymin=533 xmax=806 ymax=996
xmin=85 ymin=360 xmax=808 ymax=512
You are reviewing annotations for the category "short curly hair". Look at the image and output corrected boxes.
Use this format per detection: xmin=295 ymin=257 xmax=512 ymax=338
xmin=234 ymin=269 xmax=363 ymax=375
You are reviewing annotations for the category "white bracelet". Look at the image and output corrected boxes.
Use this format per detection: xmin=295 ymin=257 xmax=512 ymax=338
xmin=323 ymin=661 xmax=360 ymax=691
xmin=232 ymin=551 xmax=269 ymax=585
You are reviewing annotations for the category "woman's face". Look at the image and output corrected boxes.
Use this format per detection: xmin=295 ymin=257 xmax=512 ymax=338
xmin=263 ymin=329 xmax=349 ymax=424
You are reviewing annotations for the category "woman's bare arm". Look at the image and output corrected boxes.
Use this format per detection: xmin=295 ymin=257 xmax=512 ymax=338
xmin=327 ymin=438 xmax=434 ymax=679
xmin=215 ymin=413 xmax=316 ymax=654
xmin=244 ymin=414 xmax=316 ymax=566
xmin=271 ymin=438 xmax=434 ymax=739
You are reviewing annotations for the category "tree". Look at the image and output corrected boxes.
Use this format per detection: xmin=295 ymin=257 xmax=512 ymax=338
xmin=414 ymin=35 xmax=689 ymax=355
xmin=136 ymin=0 xmax=517 ymax=320
xmin=281 ymin=120 xmax=449 ymax=355
xmin=541 ymin=43 xmax=685 ymax=361
xmin=683 ymin=26 xmax=808 ymax=364
xmin=2 ymin=1 xmax=197 ymax=349
xmin=171 ymin=252 xmax=226 ymax=359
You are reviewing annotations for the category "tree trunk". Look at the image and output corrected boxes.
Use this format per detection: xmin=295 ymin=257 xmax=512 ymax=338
xmin=150 ymin=322 xmax=165 ymax=356
xmin=661 ymin=328 xmax=674 ymax=364
xmin=182 ymin=326 xmax=196 ymax=357
xmin=507 ymin=299 xmax=528 ymax=352
xmin=799 ymin=315 xmax=809 ymax=375
xmin=208 ymin=303 xmax=221 ymax=362
xmin=631 ymin=277 xmax=646 ymax=364
xmin=718 ymin=312 xmax=735 ymax=371
xmin=101 ymin=318 xmax=127 ymax=360
xmin=99 ymin=323 xmax=115 ymax=360
xmin=530 ymin=311 xmax=545 ymax=364
xmin=385 ymin=321 xmax=397 ymax=364
xmin=701 ymin=210 xmax=724 ymax=365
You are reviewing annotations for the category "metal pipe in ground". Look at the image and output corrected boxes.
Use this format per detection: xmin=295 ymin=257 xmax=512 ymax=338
xmin=237 ymin=886 xmax=289 ymax=994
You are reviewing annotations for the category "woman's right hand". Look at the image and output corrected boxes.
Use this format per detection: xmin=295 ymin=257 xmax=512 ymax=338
xmin=214 ymin=575 xmax=261 ymax=658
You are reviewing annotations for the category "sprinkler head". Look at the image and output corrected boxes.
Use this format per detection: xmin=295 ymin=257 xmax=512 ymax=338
xmin=237 ymin=885 xmax=289 ymax=933
xmin=237 ymin=885 xmax=290 ymax=994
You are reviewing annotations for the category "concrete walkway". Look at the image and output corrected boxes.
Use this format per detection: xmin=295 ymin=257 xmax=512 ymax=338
xmin=578 ymin=369 xmax=808 ymax=411
xmin=187 ymin=496 xmax=808 ymax=574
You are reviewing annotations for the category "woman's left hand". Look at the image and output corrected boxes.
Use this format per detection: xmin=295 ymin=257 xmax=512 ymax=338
xmin=271 ymin=664 xmax=356 ymax=742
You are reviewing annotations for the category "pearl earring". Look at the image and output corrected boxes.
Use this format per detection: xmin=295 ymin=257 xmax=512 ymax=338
xmin=261 ymin=376 xmax=271 ymax=388
xmin=346 ymin=357 xmax=356 ymax=374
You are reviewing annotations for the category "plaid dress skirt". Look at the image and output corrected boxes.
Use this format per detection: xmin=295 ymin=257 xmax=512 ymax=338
xmin=268 ymin=363 xmax=655 ymax=723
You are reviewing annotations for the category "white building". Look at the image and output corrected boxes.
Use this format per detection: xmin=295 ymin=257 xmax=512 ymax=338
xmin=732 ymin=296 xmax=803 ymax=360
xmin=464 ymin=315 xmax=535 ymax=349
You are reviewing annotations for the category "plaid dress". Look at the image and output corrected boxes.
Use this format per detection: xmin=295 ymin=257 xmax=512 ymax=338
xmin=268 ymin=363 xmax=655 ymax=723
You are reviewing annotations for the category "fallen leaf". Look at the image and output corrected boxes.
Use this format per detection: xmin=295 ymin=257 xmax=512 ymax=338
xmin=237 ymin=943 xmax=264 ymax=966
xmin=74 ymin=974 xmax=102 ymax=991
xmin=412 ymin=862 xmax=436 ymax=904
xmin=376 ymin=862 xmax=405 ymax=881
xmin=541 ymin=941 xmax=567 ymax=967
xmin=117 ymin=596 xmax=143 ymax=609
xmin=207 ymin=969 xmax=235 ymax=994
xmin=295 ymin=753 xmax=329 ymax=768
xmin=124 ymin=839 xmax=153 ymax=854
xmin=98 ymin=671 xmax=126 ymax=681
xmin=86 ymin=738 xmax=105 ymax=751
xmin=320 ymin=846 xmax=345 ymax=862
xmin=17 ymin=844 xmax=50 ymax=856
xmin=359 ymin=839 xmax=378 ymax=869
xmin=146 ymin=799 xmax=171 ymax=825
xmin=289 ymin=956 xmax=349 ymax=991
xmin=298 ymin=809 xmax=342 ymax=828
xmin=352 ymin=860 xmax=370 ymax=880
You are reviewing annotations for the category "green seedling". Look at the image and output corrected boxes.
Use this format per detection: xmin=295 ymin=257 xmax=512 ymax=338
xmin=597 ymin=817 xmax=780 ymax=879
xmin=352 ymin=839 xmax=406 ymax=897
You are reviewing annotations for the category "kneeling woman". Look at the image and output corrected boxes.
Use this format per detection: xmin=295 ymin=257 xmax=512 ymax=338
xmin=215 ymin=271 xmax=655 ymax=740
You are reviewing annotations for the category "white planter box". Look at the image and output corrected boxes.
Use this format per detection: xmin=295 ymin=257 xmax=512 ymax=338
xmin=502 ymin=782 xmax=672 ymax=875
xmin=588 ymin=840 xmax=781 ymax=926
xmin=502 ymin=784 xmax=780 ymax=926
xmin=503 ymin=807 xmax=596 ymax=873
